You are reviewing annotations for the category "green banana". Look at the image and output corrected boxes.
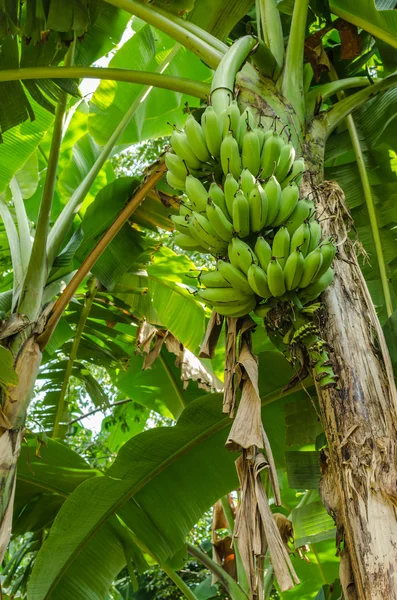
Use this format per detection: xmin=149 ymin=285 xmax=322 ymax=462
xmin=281 ymin=158 xmax=305 ymax=189
xmin=272 ymin=182 xmax=299 ymax=228
xmin=200 ymin=270 xmax=231 ymax=288
xmin=179 ymin=202 xmax=194 ymax=217
xmin=232 ymin=190 xmax=250 ymax=238
xmin=286 ymin=199 xmax=315 ymax=236
xmin=247 ymin=264 xmax=272 ymax=298
xmin=229 ymin=237 xmax=258 ymax=275
xmin=165 ymin=152 xmax=189 ymax=181
xmin=201 ymin=106 xmax=222 ymax=159
xmin=198 ymin=286 xmax=253 ymax=306
xmin=254 ymin=236 xmax=272 ymax=271
xmin=208 ymin=182 xmax=230 ymax=218
xmin=170 ymin=214 xmax=190 ymax=235
xmin=249 ymin=184 xmax=268 ymax=233
xmin=166 ymin=170 xmax=186 ymax=191
xmin=254 ymin=126 xmax=265 ymax=151
xmin=284 ymin=248 xmax=305 ymax=290
xmin=264 ymin=176 xmax=281 ymax=226
xmin=267 ymin=258 xmax=286 ymax=297
xmin=290 ymin=222 xmax=311 ymax=256
xmin=220 ymin=131 xmax=242 ymax=180
xmin=174 ymin=233 xmax=204 ymax=251
xmin=316 ymin=238 xmax=336 ymax=279
xmin=188 ymin=211 xmax=227 ymax=253
xmin=299 ymin=247 xmax=323 ymax=288
xmin=307 ymin=220 xmax=321 ymax=254
xmin=271 ymin=226 xmax=290 ymax=268
xmin=299 ymin=268 xmax=334 ymax=303
xmin=221 ymin=100 xmax=241 ymax=138
xmin=170 ymin=129 xmax=202 ymax=170
xmin=238 ymin=107 xmax=256 ymax=146
xmin=275 ymin=142 xmax=295 ymax=182
xmin=240 ymin=168 xmax=256 ymax=197
xmin=224 ymin=173 xmax=239 ymax=218
xmin=206 ymin=199 xmax=234 ymax=242
xmin=184 ymin=114 xmax=211 ymax=163
xmin=213 ymin=295 xmax=256 ymax=317
xmin=218 ymin=260 xmax=252 ymax=294
xmin=242 ymin=127 xmax=261 ymax=176
xmin=260 ymin=132 xmax=283 ymax=179
xmin=185 ymin=175 xmax=208 ymax=212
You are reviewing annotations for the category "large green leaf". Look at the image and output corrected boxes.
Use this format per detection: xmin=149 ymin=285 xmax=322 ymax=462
xmin=330 ymin=0 xmax=397 ymax=49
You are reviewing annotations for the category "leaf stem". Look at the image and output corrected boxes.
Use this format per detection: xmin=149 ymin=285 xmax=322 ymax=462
xmin=52 ymin=278 xmax=97 ymax=438
xmin=9 ymin=178 xmax=32 ymax=274
xmin=103 ymin=0 xmax=223 ymax=68
xmin=0 ymin=67 xmax=209 ymax=99
xmin=17 ymin=43 xmax=75 ymax=321
xmin=281 ymin=0 xmax=309 ymax=126
xmin=37 ymin=160 xmax=167 ymax=350
xmin=161 ymin=562 xmax=199 ymax=600
xmin=0 ymin=194 xmax=23 ymax=300
xmin=257 ymin=0 xmax=284 ymax=75
xmin=219 ymin=496 xmax=249 ymax=596
xmin=305 ymin=76 xmax=371 ymax=118
xmin=68 ymin=398 xmax=133 ymax=426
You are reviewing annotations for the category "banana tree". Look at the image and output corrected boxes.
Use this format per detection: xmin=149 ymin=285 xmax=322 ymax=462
xmin=1 ymin=1 xmax=397 ymax=599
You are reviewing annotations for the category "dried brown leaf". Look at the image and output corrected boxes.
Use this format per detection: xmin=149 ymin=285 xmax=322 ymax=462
xmin=199 ymin=310 xmax=224 ymax=359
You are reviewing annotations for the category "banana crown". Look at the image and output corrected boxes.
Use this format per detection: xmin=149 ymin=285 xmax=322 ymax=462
xmin=165 ymin=101 xmax=335 ymax=317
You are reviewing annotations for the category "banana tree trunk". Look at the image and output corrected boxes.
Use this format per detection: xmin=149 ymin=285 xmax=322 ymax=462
xmin=0 ymin=336 xmax=42 ymax=561
xmin=303 ymin=130 xmax=397 ymax=599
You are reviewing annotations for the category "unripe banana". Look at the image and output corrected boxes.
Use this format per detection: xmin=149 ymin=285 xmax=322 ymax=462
xmin=221 ymin=100 xmax=241 ymax=139
xmin=185 ymin=175 xmax=208 ymax=212
xmin=272 ymin=182 xmax=300 ymax=228
xmin=247 ymin=264 xmax=272 ymax=298
xmin=286 ymin=199 xmax=315 ymax=236
xmin=198 ymin=286 xmax=252 ymax=306
xmin=275 ymin=142 xmax=296 ymax=182
xmin=170 ymin=214 xmax=190 ymax=235
xmin=254 ymin=236 xmax=272 ymax=271
xmin=260 ymin=132 xmax=283 ymax=179
xmin=165 ymin=152 xmax=189 ymax=181
xmin=174 ymin=233 xmax=204 ymax=251
xmin=224 ymin=173 xmax=239 ymax=218
xmin=238 ymin=107 xmax=256 ymax=146
xmin=254 ymin=126 xmax=265 ymax=152
xmin=315 ymin=239 xmax=336 ymax=279
xmin=240 ymin=168 xmax=256 ymax=197
xmin=184 ymin=114 xmax=211 ymax=163
xmin=307 ymin=220 xmax=322 ymax=254
xmin=299 ymin=267 xmax=334 ymax=303
xmin=213 ymin=295 xmax=256 ymax=317
xmin=189 ymin=211 xmax=227 ymax=253
xmin=208 ymin=182 xmax=230 ymax=219
xmin=242 ymin=127 xmax=261 ymax=177
xmin=170 ymin=130 xmax=202 ymax=170
xmin=284 ymin=248 xmax=305 ymax=290
xmin=264 ymin=176 xmax=281 ymax=226
xmin=232 ymin=190 xmax=250 ymax=238
xmin=290 ymin=222 xmax=311 ymax=256
xmin=248 ymin=184 xmax=268 ymax=233
xmin=201 ymin=106 xmax=222 ymax=159
xmin=267 ymin=258 xmax=286 ymax=297
xmin=206 ymin=199 xmax=234 ymax=242
xmin=179 ymin=202 xmax=193 ymax=217
xmin=200 ymin=270 xmax=231 ymax=288
xmin=166 ymin=170 xmax=186 ymax=191
xmin=229 ymin=238 xmax=258 ymax=275
xmin=221 ymin=132 xmax=242 ymax=180
xmin=281 ymin=158 xmax=305 ymax=189
xmin=299 ymin=247 xmax=323 ymax=288
xmin=271 ymin=226 xmax=290 ymax=268
xmin=217 ymin=260 xmax=252 ymax=294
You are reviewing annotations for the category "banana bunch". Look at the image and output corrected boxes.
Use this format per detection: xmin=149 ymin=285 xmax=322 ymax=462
xmin=165 ymin=102 xmax=305 ymax=192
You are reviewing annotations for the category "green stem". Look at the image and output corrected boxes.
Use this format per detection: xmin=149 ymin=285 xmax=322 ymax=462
xmin=219 ymin=496 xmax=234 ymax=532
xmin=258 ymin=0 xmax=284 ymax=75
xmin=103 ymin=0 xmax=222 ymax=68
xmin=9 ymin=178 xmax=32 ymax=274
xmin=305 ymin=77 xmax=371 ymax=118
xmin=161 ymin=562 xmax=199 ymax=600
xmin=310 ymin=544 xmax=327 ymax=585
xmin=159 ymin=351 xmax=186 ymax=412
xmin=187 ymin=543 xmax=249 ymax=600
xmin=325 ymin=73 xmax=397 ymax=135
xmin=46 ymin=46 xmax=181 ymax=268
xmin=123 ymin=547 xmax=139 ymax=592
xmin=0 ymin=67 xmax=209 ymax=99
xmin=52 ymin=278 xmax=97 ymax=438
xmin=18 ymin=43 xmax=75 ymax=321
xmin=0 ymin=194 xmax=23 ymax=300
xmin=281 ymin=0 xmax=309 ymax=126
xmin=263 ymin=566 xmax=275 ymax=600
xmin=210 ymin=35 xmax=257 ymax=114
xmin=219 ymin=497 xmax=249 ymax=596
